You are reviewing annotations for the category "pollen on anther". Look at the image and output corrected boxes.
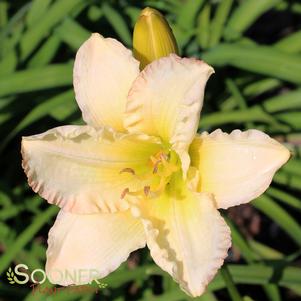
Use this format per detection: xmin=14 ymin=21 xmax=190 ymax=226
xmin=144 ymin=186 xmax=150 ymax=196
xmin=160 ymin=153 xmax=168 ymax=161
xmin=121 ymin=188 xmax=129 ymax=199
xmin=120 ymin=168 xmax=136 ymax=175
xmin=153 ymin=160 xmax=162 ymax=174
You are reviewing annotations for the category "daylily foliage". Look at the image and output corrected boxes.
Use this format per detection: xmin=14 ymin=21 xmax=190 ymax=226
xmin=21 ymin=13 xmax=290 ymax=298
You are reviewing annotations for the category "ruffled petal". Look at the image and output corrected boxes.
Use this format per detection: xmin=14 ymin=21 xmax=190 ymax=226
xmin=124 ymin=54 xmax=214 ymax=172
xmin=189 ymin=129 xmax=290 ymax=209
xmin=22 ymin=125 xmax=162 ymax=213
xmin=74 ymin=33 xmax=140 ymax=131
xmin=46 ymin=209 xmax=146 ymax=285
xmin=133 ymin=191 xmax=231 ymax=297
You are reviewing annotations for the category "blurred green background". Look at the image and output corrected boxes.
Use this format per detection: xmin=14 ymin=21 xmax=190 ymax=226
xmin=0 ymin=0 xmax=301 ymax=300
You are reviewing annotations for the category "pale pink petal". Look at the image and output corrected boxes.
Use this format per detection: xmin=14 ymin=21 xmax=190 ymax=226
xmin=46 ymin=210 xmax=145 ymax=285
xmin=189 ymin=129 xmax=290 ymax=209
xmin=124 ymin=54 xmax=214 ymax=173
xmin=22 ymin=125 xmax=162 ymax=213
xmin=133 ymin=191 xmax=231 ymax=297
xmin=74 ymin=33 xmax=139 ymax=131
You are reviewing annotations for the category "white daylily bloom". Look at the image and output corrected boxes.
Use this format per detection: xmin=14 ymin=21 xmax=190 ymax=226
xmin=21 ymin=33 xmax=290 ymax=297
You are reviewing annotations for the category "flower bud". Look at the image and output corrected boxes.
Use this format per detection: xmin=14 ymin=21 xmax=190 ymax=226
xmin=133 ymin=7 xmax=179 ymax=69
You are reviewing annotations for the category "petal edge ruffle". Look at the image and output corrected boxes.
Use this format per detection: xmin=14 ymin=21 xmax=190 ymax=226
xmin=132 ymin=191 xmax=231 ymax=297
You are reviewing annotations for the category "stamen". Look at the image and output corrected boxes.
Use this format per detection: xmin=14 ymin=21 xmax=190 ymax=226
xmin=153 ymin=159 xmax=162 ymax=174
xmin=120 ymin=168 xmax=136 ymax=175
xmin=144 ymin=186 xmax=150 ymax=196
xmin=154 ymin=177 xmax=167 ymax=192
xmin=119 ymin=150 xmax=179 ymax=199
xmin=160 ymin=153 xmax=168 ymax=161
xmin=121 ymin=188 xmax=129 ymax=199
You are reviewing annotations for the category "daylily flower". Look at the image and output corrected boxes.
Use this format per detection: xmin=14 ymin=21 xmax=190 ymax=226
xmin=21 ymin=26 xmax=290 ymax=298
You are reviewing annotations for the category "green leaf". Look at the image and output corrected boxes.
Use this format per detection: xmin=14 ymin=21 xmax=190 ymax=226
xmin=243 ymin=297 xmax=255 ymax=301
xmin=263 ymin=89 xmax=301 ymax=113
xmin=276 ymin=112 xmax=301 ymax=130
xmin=221 ymin=78 xmax=282 ymax=112
xmin=209 ymin=0 xmax=233 ymax=47
xmin=225 ymin=264 xmax=301 ymax=288
xmin=199 ymin=292 xmax=218 ymax=301
xmin=225 ymin=78 xmax=254 ymax=128
xmin=20 ymin=0 xmax=84 ymax=60
xmin=0 ymin=64 xmax=72 ymax=97
xmin=243 ymin=78 xmax=282 ymax=97
xmin=221 ymin=265 xmax=243 ymax=301
xmin=26 ymin=0 xmax=52 ymax=27
xmin=87 ymin=5 xmax=103 ymax=22
xmin=28 ymin=35 xmax=61 ymax=68
xmin=197 ymin=3 xmax=211 ymax=49
xmin=0 ymin=206 xmax=58 ymax=274
xmin=176 ymin=0 xmax=205 ymax=30
xmin=226 ymin=216 xmax=282 ymax=301
xmin=292 ymin=3 xmax=301 ymax=14
xmin=0 ymin=2 xmax=30 ymax=57
xmin=54 ymin=18 xmax=90 ymax=50
xmin=200 ymin=105 xmax=289 ymax=132
xmin=263 ymin=284 xmax=281 ymax=301
xmin=0 ymin=50 xmax=17 ymax=76
xmin=249 ymin=240 xmax=283 ymax=260
xmin=0 ymin=90 xmax=75 ymax=150
xmin=225 ymin=0 xmax=281 ymax=40
xmin=267 ymin=187 xmax=301 ymax=211
xmin=0 ymin=1 xmax=8 ymax=29
xmin=203 ymin=43 xmax=301 ymax=84
xmin=275 ymin=30 xmax=301 ymax=53
xmin=274 ymin=171 xmax=301 ymax=191
xmin=125 ymin=6 xmax=141 ymax=27
xmin=102 ymin=3 xmax=131 ymax=46
xmin=253 ymin=195 xmax=301 ymax=247
xmin=225 ymin=217 xmax=259 ymax=262
xmin=282 ymin=159 xmax=301 ymax=177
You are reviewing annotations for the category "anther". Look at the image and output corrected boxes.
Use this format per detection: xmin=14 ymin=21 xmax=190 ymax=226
xmin=144 ymin=186 xmax=150 ymax=196
xmin=121 ymin=188 xmax=129 ymax=199
xmin=120 ymin=168 xmax=136 ymax=175
xmin=160 ymin=153 xmax=168 ymax=161
xmin=153 ymin=160 xmax=162 ymax=174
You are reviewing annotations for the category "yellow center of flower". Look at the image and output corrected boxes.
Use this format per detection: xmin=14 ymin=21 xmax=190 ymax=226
xmin=120 ymin=148 xmax=181 ymax=199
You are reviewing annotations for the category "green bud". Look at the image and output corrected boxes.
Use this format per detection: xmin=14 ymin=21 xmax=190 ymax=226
xmin=133 ymin=7 xmax=179 ymax=69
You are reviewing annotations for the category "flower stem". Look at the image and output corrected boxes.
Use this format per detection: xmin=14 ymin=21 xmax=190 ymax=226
xmin=220 ymin=264 xmax=243 ymax=301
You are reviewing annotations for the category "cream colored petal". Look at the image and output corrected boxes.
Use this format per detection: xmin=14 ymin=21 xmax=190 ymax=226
xmin=22 ymin=125 xmax=162 ymax=214
xmin=46 ymin=209 xmax=146 ymax=286
xmin=133 ymin=191 xmax=231 ymax=297
xmin=74 ymin=33 xmax=139 ymax=131
xmin=124 ymin=54 xmax=214 ymax=172
xmin=189 ymin=129 xmax=290 ymax=209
